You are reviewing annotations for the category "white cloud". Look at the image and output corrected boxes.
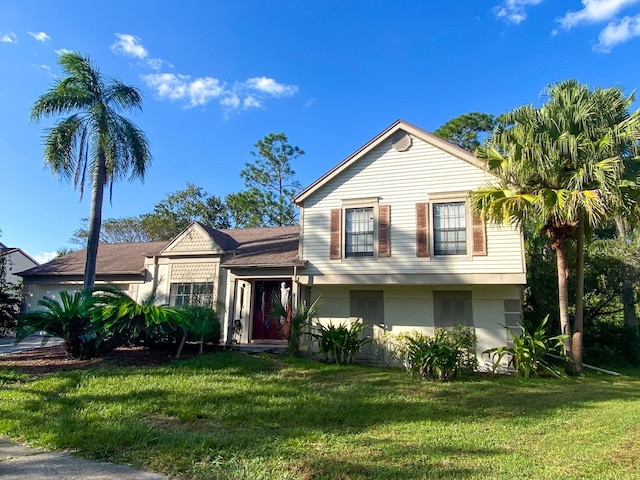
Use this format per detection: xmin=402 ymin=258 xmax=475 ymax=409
xmin=32 ymin=64 xmax=51 ymax=73
xmin=0 ymin=32 xmax=18 ymax=43
xmin=243 ymin=96 xmax=262 ymax=109
xmin=493 ymin=0 xmax=545 ymax=24
xmin=28 ymin=31 xmax=51 ymax=42
xmin=558 ymin=0 xmax=640 ymax=29
xmin=245 ymin=77 xmax=298 ymax=96
xmin=34 ymin=251 xmax=57 ymax=264
xmin=110 ymin=33 xmax=148 ymax=59
xmin=595 ymin=13 xmax=640 ymax=50
xmin=143 ymin=72 xmax=298 ymax=112
xmin=54 ymin=48 xmax=72 ymax=55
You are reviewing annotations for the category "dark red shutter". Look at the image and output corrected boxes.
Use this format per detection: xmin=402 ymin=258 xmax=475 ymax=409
xmin=378 ymin=205 xmax=391 ymax=257
xmin=416 ymin=202 xmax=429 ymax=257
xmin=330 ymin=209 xmax=342 ymax=259
xmin=472 ymin=213 xmax=487 ymax=256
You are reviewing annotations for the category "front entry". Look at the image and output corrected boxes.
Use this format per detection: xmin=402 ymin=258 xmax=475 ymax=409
xmin=251 ymin=280 xmax=291 ymax=341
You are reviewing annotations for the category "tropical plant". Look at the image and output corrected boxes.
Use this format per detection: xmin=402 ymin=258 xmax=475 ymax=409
xmin=271 ymin=296 xmax=320 ymax=356
xmin=484 ymin=316 xmax=567 ymax=378
xmin=472 ymin=79 xmax=640 ymax=373
xmin=31 ymin=51 xmax=151 ymax=289
xmin=16 ymin=290 xmax=100 ymax=359
xmin=174 ymin=305 xmax=223 ymax=359
xmin=92 ymin=286 xmax=186 ymax=351
xmin=312 ymin=321 xmax=371 ymax=365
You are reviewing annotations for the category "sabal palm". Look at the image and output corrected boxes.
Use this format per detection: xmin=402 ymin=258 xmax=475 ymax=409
xmin=31 ymin=52 xmax=151 ymax=289
xmin=472 ymin=79 xmax=640 ymax=373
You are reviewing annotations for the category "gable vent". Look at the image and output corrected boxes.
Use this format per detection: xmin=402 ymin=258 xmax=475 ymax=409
xmin=391 ymin=130 xmax=412 ymax=152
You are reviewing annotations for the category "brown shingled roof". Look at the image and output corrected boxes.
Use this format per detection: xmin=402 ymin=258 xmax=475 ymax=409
xmin=221 ymin=225 xmax=302 ymax=267
xmin=18 ymin=241 xmax=167 ymax=278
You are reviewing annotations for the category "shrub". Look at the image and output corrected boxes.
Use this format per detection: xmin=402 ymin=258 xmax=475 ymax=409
xmin=483 ymin=315 xmax=566 ymax=378
xmin=271 ymin=296 xmax=320 ymax=357
xmin=583 ymin=319 xmax=640 ymax=367
xmin=174 ymin=305 xmax=222 ymax=358
xmin=378 ymin=326 xmax=478 ymax=381
xmin=17 ymin=290 xmax=103 ymax=359
xmin=312 ymin=321 xmax=371 ymax=364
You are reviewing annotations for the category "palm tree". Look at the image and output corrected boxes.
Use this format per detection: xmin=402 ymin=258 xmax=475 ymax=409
xmin=31 ymin=52 xmax=151 ymax=289
xmin=471 ymin=79 xmax=640 ymax=373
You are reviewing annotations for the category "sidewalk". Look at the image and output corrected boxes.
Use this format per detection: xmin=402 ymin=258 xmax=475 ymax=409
xmin=0 ymin=437 xmax=166 ymax=479
xmin=0 ymin=333 xmax=63 ymax=356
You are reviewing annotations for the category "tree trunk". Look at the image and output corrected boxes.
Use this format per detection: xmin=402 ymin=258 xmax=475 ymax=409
xmin=554 ymin=238 xmax=575 ymax=374
xmin=83 ymin=148 xmax=107 ymax=290
xmin=615 ymin=216 xmax=637 ymax=330
xmin=176 ymin=330 xmax=188 ymax=359
xmin=573 ymin=219 xmax=584 ymax=374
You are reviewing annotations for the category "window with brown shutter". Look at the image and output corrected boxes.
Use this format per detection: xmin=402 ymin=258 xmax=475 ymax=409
xmin=378 ymin=205 xmax=391 ymax=257
xmin=330 ymin=208 xmax=342 ymax=259
xmin=472 ymin=213 xmax=487 ymax=256
xmin=416 ymin=202 xmax=429 ymax=257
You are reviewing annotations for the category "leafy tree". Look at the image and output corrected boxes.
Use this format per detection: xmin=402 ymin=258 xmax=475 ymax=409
xmin=229 ymin=133 xmax=303 ymax=227
xmin=472 ymin=79 xmax=640 ymax=374
xmin=31 ymin=52 xmax=151 ymax=288
xmin=0 ymin=246 xmax=22 ymax=335
xmin=70 ymin=183 xmax=230 ymax=244
xmin=434 ymin=112 xmax=496 ymax=152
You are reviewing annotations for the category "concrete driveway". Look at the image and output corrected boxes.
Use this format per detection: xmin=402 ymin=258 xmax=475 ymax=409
xmin=0 ymin=333 xmax=63 ymax=356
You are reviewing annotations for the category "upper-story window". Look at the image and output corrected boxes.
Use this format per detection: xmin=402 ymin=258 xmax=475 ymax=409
xmin=433 ymin=202 xmax=467 ymax=256
xmin=345 ymin=207 xmax=374 ymax=257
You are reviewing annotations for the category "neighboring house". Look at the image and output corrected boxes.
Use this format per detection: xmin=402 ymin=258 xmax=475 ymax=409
xmin=19 ymin=120 xmax=526 ymax=364
xmin=0 ymin=242 xmax=38 ymax=286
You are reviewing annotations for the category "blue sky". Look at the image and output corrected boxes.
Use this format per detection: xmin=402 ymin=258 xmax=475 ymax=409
xmin=2 ymin=0 xmax=640 ymax=262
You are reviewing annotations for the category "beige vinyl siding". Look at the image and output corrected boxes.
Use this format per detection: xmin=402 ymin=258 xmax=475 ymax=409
xmin=310 ymin=284 xmax=522 ymax=367
xmin=301 ymin=136 xmax=524 ymax=281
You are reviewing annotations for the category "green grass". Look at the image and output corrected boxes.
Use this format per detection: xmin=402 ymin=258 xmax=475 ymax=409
xmin=1 ymin=352 xmax=639 ymax=479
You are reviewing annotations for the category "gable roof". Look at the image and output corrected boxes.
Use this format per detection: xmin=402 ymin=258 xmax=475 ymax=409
xmin=160 ymin=222 xmax=235 ymax=254
xmin=294 ymin=119 xmax=485 ymax=204
xmin=18 ymin=241 xmax=167 ymax=278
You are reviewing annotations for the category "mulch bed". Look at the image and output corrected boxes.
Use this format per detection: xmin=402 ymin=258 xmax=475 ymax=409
xmin=0 ymin=345 xmax=183 ymax=375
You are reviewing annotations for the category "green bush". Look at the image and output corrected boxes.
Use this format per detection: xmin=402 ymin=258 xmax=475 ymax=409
xmin=271 ymin=297 xmax=320 ymax=357
xmin=378 ymin=326 xmax=477 ymax=381
xmin=312 ymin=321 xmax=371 ymax=364
xmin=584 ymin=319 xmax=640 ymax=367
xmin=483 ymin=315 xmax=566 ymax=378
xmin=17 ymin=290 xmax=105 ymax=359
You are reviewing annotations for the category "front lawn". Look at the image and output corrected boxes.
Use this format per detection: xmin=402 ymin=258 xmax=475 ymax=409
xmin=1 ymin=352 xmax=639 ymax=479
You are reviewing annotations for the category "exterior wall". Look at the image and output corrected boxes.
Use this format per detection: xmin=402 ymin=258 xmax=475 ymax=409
xmin=309 ymin=283 xmax=521 ymax=367
xmin=300 ymin=136 xmax=525 ymax=283
xmin=2 ymin=251 xmax=38 ymax=285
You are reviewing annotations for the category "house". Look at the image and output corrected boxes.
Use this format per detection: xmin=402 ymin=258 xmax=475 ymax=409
xmin=19 ymin=120 xmax=526 ymax=363
xmin=0 ymin=242 xmax=38 ymax=286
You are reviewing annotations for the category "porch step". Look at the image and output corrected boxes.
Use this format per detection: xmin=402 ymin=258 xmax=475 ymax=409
xmin=232 ymin=342 xmax=288 ymax=355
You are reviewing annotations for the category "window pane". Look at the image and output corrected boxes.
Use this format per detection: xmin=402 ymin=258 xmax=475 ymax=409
xmin=434 ymin=202 xmax=466 ymax=256
xmin=345 ymin=207 xmax=374 ymax=257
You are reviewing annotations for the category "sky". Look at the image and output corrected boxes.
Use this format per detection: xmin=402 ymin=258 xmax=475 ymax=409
xmin=2 ymin=0 xmax=640 ymax=263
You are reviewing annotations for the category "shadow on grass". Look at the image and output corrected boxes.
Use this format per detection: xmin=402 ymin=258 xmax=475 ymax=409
xmin=1 ymin=351 xmax=640 ymax=478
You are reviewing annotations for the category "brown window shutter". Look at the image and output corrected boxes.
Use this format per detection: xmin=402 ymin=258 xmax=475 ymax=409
xmin=378 ymin=205 xmax=391 ymax=257
xmin=472 ymin=213 xmax=487 ymax=256
xmin=416 ymin=202 xmax=429 ymax=257
xmin=330 ymin=208 xmax=342 ymax=259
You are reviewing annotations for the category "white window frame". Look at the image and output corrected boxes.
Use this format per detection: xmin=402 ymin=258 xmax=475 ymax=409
xmin=429 ymin=192 xmax=473 ymax=259
xmin=341 ymin=198 xmax=379 ymax=260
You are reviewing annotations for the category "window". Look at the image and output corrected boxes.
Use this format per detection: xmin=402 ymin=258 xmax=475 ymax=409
xmin=433 ymin=202 xmax=467 ymax=256
xmin=433 ymin=291 xmax=473 ymax=328
xmin=169 ymin=282 xmax=214 ymax=307
xmin=345 ymin=207 xmax=374 ymax=257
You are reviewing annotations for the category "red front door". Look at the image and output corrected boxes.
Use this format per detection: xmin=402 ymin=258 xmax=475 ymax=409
xmin=252 ymin=281 xmax=288 ymax=341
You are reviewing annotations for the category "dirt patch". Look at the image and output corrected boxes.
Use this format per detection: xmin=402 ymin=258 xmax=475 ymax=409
xmin=0 ymin=344 xmax=180 ymax=375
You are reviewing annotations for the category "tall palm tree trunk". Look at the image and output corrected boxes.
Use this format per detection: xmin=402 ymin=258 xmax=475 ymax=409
xmin=554 ymin=237 xmax=575 ymax=374
xmin=573 ymin=219 xmax=585 ymax=373
xmin=84 ymin=149 xmax=106 ymax=289
xmin=615 ymin=215 xmax=637 ymax=330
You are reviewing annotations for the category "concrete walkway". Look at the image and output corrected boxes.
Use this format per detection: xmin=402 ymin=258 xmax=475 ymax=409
xmin=0 ymin=438 xmax=166 ymax=479
xmin=0 ymin=333 xmax=63 ymax=356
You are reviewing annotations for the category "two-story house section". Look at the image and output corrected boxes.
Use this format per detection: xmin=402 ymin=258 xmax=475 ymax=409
xmin=294 ymin=120 xmax=527 ymax=362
